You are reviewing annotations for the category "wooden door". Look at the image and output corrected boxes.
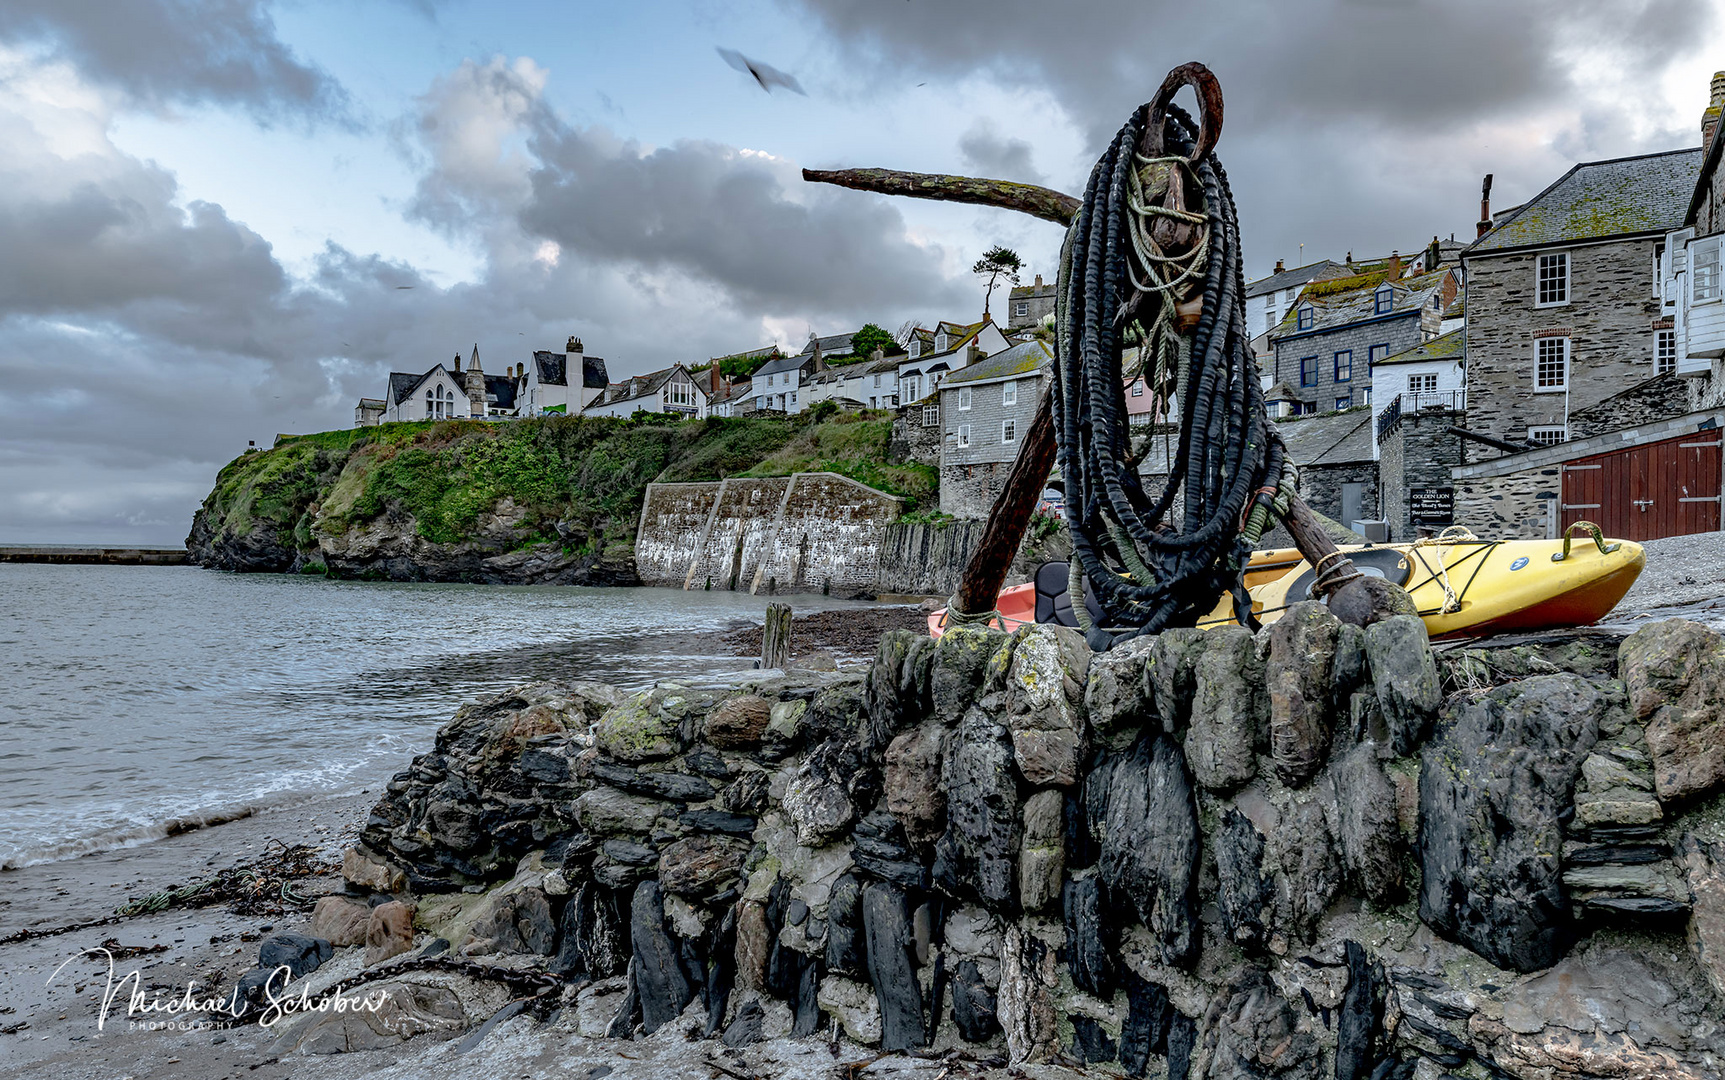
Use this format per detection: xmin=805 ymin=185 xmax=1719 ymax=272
xmin=1561 ymin=428 xmax=1722 ymax=540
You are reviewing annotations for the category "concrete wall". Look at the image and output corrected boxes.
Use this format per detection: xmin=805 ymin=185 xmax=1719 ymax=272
xmin=871 ymin=519 xmax=988 ymax=596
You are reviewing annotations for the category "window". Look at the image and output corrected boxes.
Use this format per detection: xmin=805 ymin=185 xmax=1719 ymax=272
xmin=668 ymin=380 xmax=693 ymax=406
xmin=1368 ymin=343 xmax=1390 ymax=370
xmin=1655 ymin=242 xmax=1667 ymax=299
xmin=1528 ymin=426 xmax=1568 ymax=446
xmin=1130 ymin=380 xmax=1144 ymax=397
xmin=1409 ymin=373 xmax=1438 ymax=393
xmin=1334 ymin=350 xmax=1353 ymax=382
xmin=958 ymin=387 xmax=973 ymax=411
xmin=873 ymin=373 xmax=882 ymax=388
xmin=1296 ymin=305 xmax=1314 ymax=330
xmin=957 ymin=423 xmax=971 ymax=447
xmin=1536 ymin=252 xmax=1569 ymax=306
xmin=1265 ymin=311 xmax=1276 ymax=332
xmin=1014 ymin=302 xmax=1028 ymax=318
xmin=922 ymin=405 xmax=940 ymax=427
xmin=935 ymin=332 xmax=948 ymax=351
xmin=1336 ymin=397 xmax=1352 ymax=411
xmin=1696 ymin=238 xmax=1722 ymax=303
xmin=1003 ymin=380 xmax=1018 ymax=406
xmin=1361 ymin=387 xmax=1371 ymax=405
xmin=1299 ymin=357 xmax=1318 ymax=387
xmin=1374 ymin=285 xmax=1393 ymax=315
xmin=789 ymin=392 xmax=797 ymax=405
xmin=909 ymin=340 xmax=922 ymax=359
xmin=1656 ymin=328 xmax=1677 ymax=375
xmin=1002 ymin=419 xmax=1017 ymax=443
xmin=1535 ymin=337 xmax=1569 ymax=391
xmin=1293 ymin=401 xmax=1316 ymax=416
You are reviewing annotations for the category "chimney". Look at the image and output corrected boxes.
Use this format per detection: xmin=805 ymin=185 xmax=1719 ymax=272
xmin=1704 ymin=71 xmax=1725 ymax=149
xmin=1034 ymin=273 xmax=1043 ymax=288
xmin=452 ymin=352 xmax=462 ymax=374
xmin=1274 ymin=258 xmax=1285 ymax=273
xmin=567 ymin=336 xmax=583 ymax=355
xmin=871 ymin=347 xmax=884 ymax=363
xmin=1427 ymin=235 xmax=1441 ymax=270
xmin=966 ymin=342 xmax=982 ymax=365
xmin=1388 ymin=251 xmax=1402 ymax=278
xmin=1345 ymin=251 xmax=1353 ymax=265
xmin=1477 ymin=174 xmax=1494 ymax=238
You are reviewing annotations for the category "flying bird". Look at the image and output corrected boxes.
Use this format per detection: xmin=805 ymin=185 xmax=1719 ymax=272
xmin=717 ymin=47 xmax=806 ymax=95
xmin=396 ymin=285 xmax=414 ymax=290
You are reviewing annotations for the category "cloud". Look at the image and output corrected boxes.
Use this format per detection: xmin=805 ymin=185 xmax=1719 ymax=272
xmin=958 ymin=120 xmax=1046 ymax=185
xmin=0 ymin=0 xmax=348 ymax=124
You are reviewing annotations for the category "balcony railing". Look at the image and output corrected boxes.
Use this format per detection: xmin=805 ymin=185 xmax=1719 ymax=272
xmin=1376 ymin=389 xmax=1465 ymax=440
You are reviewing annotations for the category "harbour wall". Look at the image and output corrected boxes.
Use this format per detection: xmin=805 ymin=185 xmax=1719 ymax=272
xmin=0 ymin=545 xmax=188 ymax=565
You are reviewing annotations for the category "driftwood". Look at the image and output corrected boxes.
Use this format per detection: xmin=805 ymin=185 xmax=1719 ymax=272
xmin=953 ymin=390 xmax=1058 ymax=618
xmin=761 ymin=603 xmax=792 ymax=668
xmin=801 ymin=168 xmax=1078 ymax=227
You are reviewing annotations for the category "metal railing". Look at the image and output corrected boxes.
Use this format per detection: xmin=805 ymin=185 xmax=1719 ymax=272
xmin=1376 ymin=389 xmax=1465 ymax=440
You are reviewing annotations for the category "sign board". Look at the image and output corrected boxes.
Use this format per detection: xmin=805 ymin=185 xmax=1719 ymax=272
xmin=1409 ymin=486 xmax=1455 ymax=526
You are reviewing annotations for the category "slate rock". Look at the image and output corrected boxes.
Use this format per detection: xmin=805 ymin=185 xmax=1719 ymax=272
xmin=1213 ymin=808 xmax=1270 ymax=951
xmin=629 ymin=881 xmax=694 ymax=1034
xmin=1336 ymin=941 xmax=1388 ymax=1080
xmin=721 ymin=998 xmax=764 ymax=1048
xmin=791 ymin=952 xmax=822 ymax=1038
xmin=1146 ymin=626 xmax=1206 ymax=734
xmin=861 ymin=882 xmax=926 ymax=1051
xmin=1329 ymin=742 xmax=1404 ymax=903
xmin=657 ymin=835 xmax=746 ymax=900
xmin=551 ymin=882 xmax=628 ymax=978
xmin=1620 ymin=619 xmax=1725 ymax=803
xmin=883 ymin=723 xmax=948 ymax=848
xmin=1070 ymin=1015 xmax=1117 ymax=1064
xmin=1018 ymin=789 xmax=1065 ymax=912
xmin=734 ymin=899 xmax=771 ymax=991
xmin=595 ymin=695 xmax=684 ymax=762
xmin=950 ymin=959 xmax=1000 ymax=1043
xmin=1063 ymin=875 xmax=1114 ymax=997
xmin=864 ymin=630 xmax=935 ymax=752
xmin=605 ymin=959 xmax=641 ymax=1037
xmin=601 ymin=838 xmax=658 ymax=866
xmin=589 ymin=762 xmax=716 ymax=803
xmin=259 ymin=933 xmax=333 ymax=980
xmin=1186 ymin=627 xmax=1267 ymax=792
xmin=1207 ymin=972 xmax=1321 ymax=1080
xmin=704 ymin=695 xmax=773 ymax=749
xmin=1365 ymin=615 xmax=1441 ymax=755
xmin=931 ymin=625 xmax=1008 ymax=721
xmin=1272 ymin=795 xmax=1342 ymax=946
xmin=704 ymin=906 xmax=738 ymax=1037
xmin=932 ymin=705 xmax=1020 ymax=910
xmin=818 ymin=974 xmax=883 ymax=1044
xmin=851 ymin=810 xmax=928 ymax=888
xmin=1005 ymin=625 xmax=1092 ymax=786
xmin=824 ymin=871 xmax=866 ymax=976
xmin=678 ymin=808 xmax=756 ymax=837
xmin=781 ymin=770 xmax=856 ymax=847
xmin=998 ymin=924 xmax=1060 ymax=1064
xmin=721 ymin=768 xmax=771 ymax=815
xmin=574 ymin=788 xmax=667 ymax=837
xmin=364 ymin=900 xmax=417 ymax=965
xmin=1118 ymin=971 xmax=1174 ymax=1078
xmin=1085 ymin=635 xmax=1157 ymax=750
xmin=1419 ymin=673 xmax=1606 ymax=972
xmin=1266 ymin=601 xmax=1342 ymax=788
xmin=1680 ymin=834 xmax=1725 ymax=999
xmin=1100 ymin=732 xmax=1201 ymax=967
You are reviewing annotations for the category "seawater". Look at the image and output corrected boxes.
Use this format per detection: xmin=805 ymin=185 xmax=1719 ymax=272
xmin=0 ymin=564 xmax=869 ymax=869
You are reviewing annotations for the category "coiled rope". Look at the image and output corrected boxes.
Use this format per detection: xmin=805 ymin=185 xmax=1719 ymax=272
xmin=1055 ymin=72 xmax=1288 ymax=650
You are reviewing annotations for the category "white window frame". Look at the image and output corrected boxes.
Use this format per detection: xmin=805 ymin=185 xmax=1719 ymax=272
xmin=922 ymin=404 xmax=940 ymax=427
xmin=1130 ymin=380 xmax=1144 ymax=397
xmin=1013 ymin=301 xmax=1028 ymax=318
xmin=935 ymin=332 xmax=948 ymax=351
xmin=1527 ymin=425 xmax=1568 ymax=446
xmin=1534 ymin=336 xmax=1569 ymax=392
xmin=1409 ymin=373 xmax=1438 ymax=394
xmin=958 ymin=387 xmax=973 ymax=411
xmin=1536 ymin=251 xmax=1569 ymax=307
xmin=1002 ymin=419 xmax=1017 ymax=443
xmin=1656 ymin=328 xmax=1677 ymax=375
xmin=1695 ymin=237 xmax=1722 ymax=304
xmin=1002 ymin=380 xmax=1018 ymax=406
xmin=908 ymin=340 xmax=922 ymax=359
xmin=957 ymin=423 xmax=971 ymax=448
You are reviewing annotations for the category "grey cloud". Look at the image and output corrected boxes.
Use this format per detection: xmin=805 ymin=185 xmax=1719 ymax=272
xmin=959 ymin=120 xmax=1046 ymax=185
xmin=0 ymin=0 xmax=348 ymax=123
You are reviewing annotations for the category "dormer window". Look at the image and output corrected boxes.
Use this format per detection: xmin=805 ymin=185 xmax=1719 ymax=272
xmin=935 ymin=332 xmax=948 ymax=351
xmin=1374 ymin=285 xmax=1393 ymax=315
xmin=1296 ymin=305 xmax=1314 ymax=331
xmin=909 ymin=340 xmax=921 ymax=359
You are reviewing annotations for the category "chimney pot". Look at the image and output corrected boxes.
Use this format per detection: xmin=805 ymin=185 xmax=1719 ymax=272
xmin=1034 ymin=273 xmax=1043 ymax=288
xmin=1477 ymin=173 xmax=1494 ymax=238
xmin=567 ymin=336 xmax=583 ymax=354
xmin=1274 ymin=258 xmax=1285 ymax=273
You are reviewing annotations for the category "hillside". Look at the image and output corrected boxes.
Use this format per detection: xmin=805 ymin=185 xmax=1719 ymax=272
xmin=186 ymin=412 xmax=937 ymax=584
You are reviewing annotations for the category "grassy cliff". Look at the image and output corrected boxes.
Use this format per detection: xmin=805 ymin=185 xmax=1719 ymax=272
xmin=187 ymin=412 xmax=937 ymax=582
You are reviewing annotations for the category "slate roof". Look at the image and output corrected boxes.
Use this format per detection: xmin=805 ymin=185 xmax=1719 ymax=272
xmin=388 ymin=365 xmax=458 ymax=405
xmin=1271 ymin=268 xmax=1452 ymax=341
xmin=590 ymin=365 xmax=695 ymax=409
xmin=1245 ymin=259 xmax=1346 ymax=299
xmin=1376 ymin=329 xmax=1464 ymax=367
xmin=357 ymin=398 xmax=385 ymax=409
xmin=484 ymin=373 xmax=517 ymax=411
xmin=796 ymin=331 xmax=860 ymax=357
xmin=940 ymin=340 xmax=1054 ymax=386
xmin=1273 ymin=408 xmax=1375 ymax=466
xmin=1469 ymin=147 xmax=1703 ymax=254
xmin=583 ymin=355 xmax=610 ymax=389
xmin=1008 ymin=280 xmax=1056 ymax=299
xmin=753 ymin=351 xmax=818 ymax=379
xmin=534 ymin=351 xmax=566 ymax=386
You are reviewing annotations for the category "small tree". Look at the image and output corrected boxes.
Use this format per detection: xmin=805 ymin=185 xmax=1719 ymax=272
xmin=972 ymin=245 xmax=1023 ymax=318
xmin=850 ymin=323 xmax=894 ymax=359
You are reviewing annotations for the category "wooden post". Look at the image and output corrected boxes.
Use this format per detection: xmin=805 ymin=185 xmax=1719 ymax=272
xmin=952 ymin=390 xmax=1057 ymax=617
xmin=761 ymin=603 xmax=792 ymax=669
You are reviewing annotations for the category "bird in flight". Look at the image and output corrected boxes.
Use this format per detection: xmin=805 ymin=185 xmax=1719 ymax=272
xmin=717 ymin=47 xmax=806 ymax=95
xmin=396 ymin=285 xmax=414 ymax=290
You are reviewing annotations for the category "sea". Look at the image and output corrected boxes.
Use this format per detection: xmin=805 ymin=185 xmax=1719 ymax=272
xmin=0 ymin=564 xmax=871 ymax=870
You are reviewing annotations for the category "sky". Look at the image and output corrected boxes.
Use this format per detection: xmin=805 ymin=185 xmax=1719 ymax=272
xmin=1 ymin=0 xmax=1720 ymax=545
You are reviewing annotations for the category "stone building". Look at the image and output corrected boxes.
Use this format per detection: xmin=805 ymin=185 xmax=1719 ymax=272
xmin=1267 ymin=267 xmax=1456 ymax=416
xmin=936 ymin=340 xmax=1054 ymax=517
xmin=1377 ymin=404 xmax=1466 ymax=541
xmin=1005 ymin=275 xmax=1056 ymax=330
xmin=1245 ymin=258 xmax=1346 ymax=371
xmin=1460 ymin=145 xmax=1702 ymax=456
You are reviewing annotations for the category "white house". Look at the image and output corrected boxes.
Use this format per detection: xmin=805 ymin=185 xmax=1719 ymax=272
xmin=523 ymin=337 xmax=610 ymax=415
xmin=897 ymin=318 xmax=1013 ymax=406
xmin=752 ymin=351 xmax=818 ymax=413
xmin=582 ymin=364 xmax=710 ymax=418
xmin=382 ymin=360 xmax=475 ymax=423
xmin=1369 ymin=329 xmax=1466 ymax=453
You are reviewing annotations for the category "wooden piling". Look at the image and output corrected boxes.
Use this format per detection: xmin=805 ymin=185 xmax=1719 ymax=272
xmin=762 ymin=603 xmax=792 ymax=669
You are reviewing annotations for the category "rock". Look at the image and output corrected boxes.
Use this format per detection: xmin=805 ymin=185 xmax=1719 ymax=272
xmin=1574 ymin=747 xmax=1663 ymax=829
xmin=818 ymin=975 xmax=883 ymax=1044
xmin=573 ymin=788 xmax=667 ymax=837
xmin=1266 ymin=601 xmax=1342 ymax=788
xmin=1335 ymin=941 xmax=1388 ymax=1080
xmin=1213 ymin=807 xmax=1270 ymax=951
xmin=552 ymin=883 xmax=627 ymax=978
xmin=864 ymin=630 xmax=935 ymax=752
xmin=824 ymin=872 xmax=866 ymax=976
xmin=950 ymin=959 xmax=1000 ymax=1043
xmin=308 ymin=895 xmax=371 ymax=947
xmin=1070 ymin=1015 xmax=1117 ymax=1064
xmin=705 ymin=695 xmax=773 ymax=749
xmin=269 ymin=980 xmax=467 ymax=1053
xmin=589 ymin=762 xmax=715 ymax=802
xmin=678 ymin=808 xmax=757 ymax=836
xmin=722 ymin=998 xmax=764 ymax=1048
xmin=1185 ymin=627 xmax=1266 ymax=792
xmin=606 ymin=959 xmax=642 ymax=1037
xmin=791 ymin=960 xmax=821 ymax=1038
xmin=1085 ymin=635 xmax=1156 ymax=749
xmin=781 ymin=771 xmax=856 ymax=847
xmin=657 ymin=835 xmax=745 ymax=900
xmin=364 ymin=901 xmax=417 ymax=966
xmin=1364 ymin=615 xmax=1441 ymax=755
xmin=1620 ymin=619 xmax=1725 ymax=803
xmin=629 ymin=881 xmax=694 ymax=1034
xmin=462 ymin=885 xmax=554 ymax=958
xmin=1118 ymin=971 xmax=1174 ymax=1078
xmin=1272 ymin=795 xmax=1342 ymax=946
xmin=1419 ymin=673 xmax=1606 ymax=972
xmin=342 ymin=847 xmax=407 ymax=894
xmin=600 ymin=838 xmax=657 ymax=865
xmin=1328 ymin=743 xmax=1403 ymax=903
xmin=704 ymin=905 xmax=738 ymax=1037
xmin=1146 ymin=626 xmax=1206 ymax=734
xmin=260 ymin=933 xmax=333 ymax=979
xmin=542 ymin=868 xmax=570 ymax=896
xmin=765 ymin=699 xmax=807 ymax=754
xmin=594 ymin=694 xmax=684 ymax=762
xmin=861 ymin=882 xmax=926 ymax=1051
xmin=1018 ymin=790 xmax=1065 ymax=912
xmin=851 ymin=810 xmax=927 ymax=888
xmin=574 ymin=976 xmax=631 ymax=1037
xmin=1207 ymin=972 xmax=1321 ymax=1080
xmin=721 ymin=769 xmax=771 ymax=815
xmin=943 ymin=904 xmax=1000 ymax=958
xmin=997 ymin=924 xmax=1060 ymax=1064
xmin=932 ymin=705 xmax=1020 ymax=910
xmin=883 ymin=724 xmax=948 ymax=847
xmin=1063 ymin=876 xmax=1113 ymax=997
xmin=1005 ymin=624 xmax=1092 ymax=786
xmin=932 ymin=625 xmax=1008 ymax=721
xmin=735 ymin=899 xmax=772 ymax=991
xmin=1681 ymin=834 xmax=1725 ymax=999
xmin=1100 ymin=733 xmax=1200 ymax=967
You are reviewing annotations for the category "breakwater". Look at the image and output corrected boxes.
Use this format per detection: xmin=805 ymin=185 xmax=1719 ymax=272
xmin=0 ymin=545 xmax=186 ymax=565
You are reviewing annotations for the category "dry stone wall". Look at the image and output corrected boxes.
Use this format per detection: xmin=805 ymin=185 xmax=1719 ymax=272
xmin=346 ymin=616 xmax=1725 ymax=1077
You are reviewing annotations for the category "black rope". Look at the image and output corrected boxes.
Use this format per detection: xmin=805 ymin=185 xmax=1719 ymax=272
xmin=1054 ymin=102 xmax=1284 ymax=650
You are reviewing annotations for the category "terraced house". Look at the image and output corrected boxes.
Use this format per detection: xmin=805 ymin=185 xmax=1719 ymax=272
xmin=937 ymin=339 xmax=1054 ymax=517
xmin=1266 ymin=265 xmax=1457 ymax=417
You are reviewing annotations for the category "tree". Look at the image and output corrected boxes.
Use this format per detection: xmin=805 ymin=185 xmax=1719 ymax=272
xmin=972 ymin=245 xmax=1023 ymax=318
xmin=850 ymin=323 xmax=894 ymax=359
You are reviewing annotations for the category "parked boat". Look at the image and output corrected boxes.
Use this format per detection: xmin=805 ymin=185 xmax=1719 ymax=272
xmin=928 ymin=529 xmax=1645 ymax=642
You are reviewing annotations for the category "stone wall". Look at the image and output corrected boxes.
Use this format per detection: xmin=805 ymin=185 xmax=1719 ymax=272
xmin=1269 ymin=310 xmax=1429 ymax=412
xmin=752 ymin=473 xmax=903 ymax=596
xmin=1297 ymin=461 xmax=1378 ymax=527
xmin=872 ymin=519 xmax=988 ymax=596
xmin=686 ymin=478 xmax=791 ymax=591
xmin=1569 ymin=373 xmax=1691 ymax=440
xmin=889 ymin=407 xmax=942 ymax=468
xmin=633 ymin=483 xmax=721 ymax=588
xmin=1379 ymin=408 xmax=1466 ymax=539
xmin=342 ymin=615 xmax=1725 ymax=1076
xmin=1451 ymin=466 xmax=1560 ymax=539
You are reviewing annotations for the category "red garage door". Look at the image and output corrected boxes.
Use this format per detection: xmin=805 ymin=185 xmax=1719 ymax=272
xmin=1561 ymin=428 xmax=1722 ymax=541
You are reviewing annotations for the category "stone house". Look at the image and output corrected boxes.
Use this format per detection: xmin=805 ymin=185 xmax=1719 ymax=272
xmin=898 ymin=318 xmax=1013 ymax=407
xmin=354 ymin=398 xmax=385 ymax=426
xmin=1268 ymin=267 xmax=1456 ymax=417
xmin=1006 ymin=274 xmax=1056 ymax=330
xmin=935 ymin=339 xmax=1055 ymax=517
xmin=522 ymin=338 xmax=610 ymax=416
xmin=1460 ymin=145 xmax=1702 ymax=456
xmin=1246 ymin=258 xmax=1346 ymax=372
xmin=582 ymin=364 xmax=709 ymax=419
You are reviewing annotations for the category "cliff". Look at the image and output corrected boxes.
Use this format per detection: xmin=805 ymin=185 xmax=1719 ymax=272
xmin=186 ymin=414 xmax=937 ymax=584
